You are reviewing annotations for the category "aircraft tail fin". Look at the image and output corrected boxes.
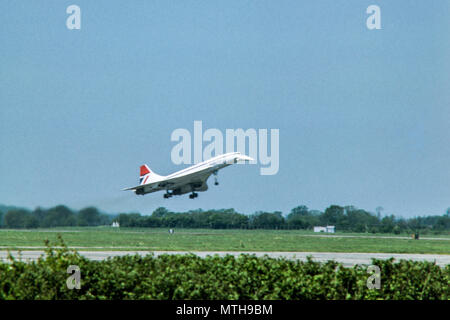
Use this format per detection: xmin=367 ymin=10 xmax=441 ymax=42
xmin=139 ymin=164 xmax=163 ymax=185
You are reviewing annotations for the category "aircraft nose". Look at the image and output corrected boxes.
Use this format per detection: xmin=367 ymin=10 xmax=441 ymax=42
xmin=237 ymin=155 xmax=254 ymax=162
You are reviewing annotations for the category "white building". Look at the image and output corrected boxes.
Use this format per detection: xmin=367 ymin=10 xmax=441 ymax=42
xmin=112 ymin=221 xmax=120 ymax=228
xmin=314 ymin=226 xmax=335 ymax=233
xmin=314 ymin=226 xmax=327 ymax=233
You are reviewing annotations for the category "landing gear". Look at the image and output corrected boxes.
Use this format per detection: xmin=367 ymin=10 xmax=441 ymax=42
xmin=213 ymin=170 xmax=219 ymax=186
xmin=188 ymin=183 xmax=199 ymax=199
xmin=163 ymin=191 xmax=173 ymax=199
xmin=189 ymin=192 xmax=198 ymax=199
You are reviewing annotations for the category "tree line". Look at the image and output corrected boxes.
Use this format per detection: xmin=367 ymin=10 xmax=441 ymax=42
xmin=0 ymin=204 xmax=449 ymax=234
xmin=0 ymin=206 xmax=110 ymax=229
xmin=115 ymin=206 xmax=450 ymax=234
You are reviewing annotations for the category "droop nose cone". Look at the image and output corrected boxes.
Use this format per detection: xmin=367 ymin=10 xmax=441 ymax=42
xmin=238 ymin=155 xmax=254 ymax=162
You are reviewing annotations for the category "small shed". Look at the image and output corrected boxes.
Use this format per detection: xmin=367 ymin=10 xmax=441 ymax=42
xmin=314 ymin=226 xmax=335 ymax=233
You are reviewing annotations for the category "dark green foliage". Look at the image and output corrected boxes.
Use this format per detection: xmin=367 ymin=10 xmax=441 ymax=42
xmin=1 ymin=204 xmax=450 ymax=234
xmin=4 ymin=209 xmax=32 ymax=228
xmin=250 ymin=211 xmax=284 ymax=229
xmin=321 ymin=205 xmax=345 ymax=226
xmin=41 ymin=205 xmax=76 ymax=227
xmin=115 ymin=206 xmax=450 ymax=234
xmin=1 ymin=205 xmax=112 ymax=229
xmin=287 ymin=206 xmax=320 ymax=229
xmin=77 ymin=207 xmax=101 ymax=227
xmin=0 ymin=238 xmax=448 ymax=300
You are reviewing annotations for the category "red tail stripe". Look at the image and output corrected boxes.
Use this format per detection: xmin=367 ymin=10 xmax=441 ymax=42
xmin=140 ymin=165 xmax=150 ymax=176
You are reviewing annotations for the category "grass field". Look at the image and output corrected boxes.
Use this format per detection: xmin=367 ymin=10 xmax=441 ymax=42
xmin=0 ymin=227 xmax=449 ymax=254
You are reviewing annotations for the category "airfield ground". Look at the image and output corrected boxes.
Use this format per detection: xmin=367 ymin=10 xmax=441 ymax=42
xmin=0 ymin=227 xmax=448 ymax=254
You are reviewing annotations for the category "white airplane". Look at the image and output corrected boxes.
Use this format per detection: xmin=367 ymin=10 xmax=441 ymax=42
xmin=123 ymin=152 xmax=254 ymax=199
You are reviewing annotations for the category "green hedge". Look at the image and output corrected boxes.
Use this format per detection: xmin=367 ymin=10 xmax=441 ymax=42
xmin=0 ymin=239 xmax=448 ymax=300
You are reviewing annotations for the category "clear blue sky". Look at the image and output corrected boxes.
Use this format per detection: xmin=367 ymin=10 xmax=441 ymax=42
xmin=1 ymin=1 xmax=449 ymax=217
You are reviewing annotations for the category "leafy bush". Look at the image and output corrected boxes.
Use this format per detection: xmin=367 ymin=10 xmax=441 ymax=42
xmin=0 ymin=237 xmax=448 ymax=300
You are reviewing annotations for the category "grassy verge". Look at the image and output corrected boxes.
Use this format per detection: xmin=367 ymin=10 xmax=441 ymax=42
xmin=0 ymin=227 xmax=449 ymax=254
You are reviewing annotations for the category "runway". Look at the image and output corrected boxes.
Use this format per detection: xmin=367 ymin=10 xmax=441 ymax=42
xmin=1 ymin=250 xmax=449 ymax=267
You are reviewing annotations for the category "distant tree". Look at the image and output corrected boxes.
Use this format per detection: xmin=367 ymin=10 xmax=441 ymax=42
xmin=309 ymin=210 xmax=323 ymax=216
xmin=78 ymin=207 xmax=101 ymax=226
xmin=376 ymin=206 xmax=384 ymax=219
xmin=227 ymin=210 xmax=249 ymax=229
xmin=392 ymin=225 xmax=401 ymax=235
xmin=251 ymin=211 xmax=285 ymax=229
xmin=24 ymin=215 xmax=39 ymax=228
xmin=98 ymin=214 xmax=112 ymax=226
xmin=407 ymin=217 xmax=421 ymax=233
xmin=209 ymin=213 xmax=227 ymax=229
xmin=344 ymin=207 xmax=379 ymax=232
xmin=152 ymin=207 xmax=170 ymax=218
xmin=189 ymin=209 xmax=209 ymax=228
xmin=42 ymin=205 xmax=75 ymax=227
xmin=287 ymin=206 xmax=316 ymax=229
xmin=162 ymin=214 xmax=178 ymax=228
xmin=321 ymin=205 xmax=344 ymax=226
xmin=4 ymin=209 xmax=31 ymax=228
xmin=141 ymin=216 xmax=161 ymax=228
xmin=2 ymin=203 xmax=449 ymax=232
xmin=289 ymin=206 xmax=309 ymax=217
xmin=117 ymin=213 xmax=141 ymax=227
xmin=396 ymin=218 xmax=408 ymax=233
xmin=32 ymin=207 xmax=47 ymax=227
xmin=380 ymin=215 xmax=396 ymax=233
xmin=433 ymin=215 xmax=450 ymax=232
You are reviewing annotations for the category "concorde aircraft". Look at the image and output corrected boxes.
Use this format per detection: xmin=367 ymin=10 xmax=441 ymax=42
xmin=123 ymin=152 xmax=254 ymax=199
